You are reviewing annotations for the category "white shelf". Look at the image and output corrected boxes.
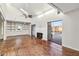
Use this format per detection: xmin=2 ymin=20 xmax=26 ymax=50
xmin=6 ymin=21 xmax=31 ymax=36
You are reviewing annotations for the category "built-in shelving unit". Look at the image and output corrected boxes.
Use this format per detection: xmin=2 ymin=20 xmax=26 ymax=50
xmin=6 ymin=21 xmax=31 ymax=36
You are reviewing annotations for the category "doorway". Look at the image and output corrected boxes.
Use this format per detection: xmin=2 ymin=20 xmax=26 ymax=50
xmin=31 ymin=24 xmax=36 ymax=37
xmin=47 ymin=20 xmax=62 ymax=45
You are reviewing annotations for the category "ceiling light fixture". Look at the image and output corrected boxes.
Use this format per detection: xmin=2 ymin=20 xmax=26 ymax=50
xmin=57 ymin=10 xmax=60 ymax=14
xmin=48 ymin=3 xmax=63 ymax=15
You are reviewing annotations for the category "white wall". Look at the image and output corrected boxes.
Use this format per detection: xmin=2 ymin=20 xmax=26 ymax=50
xmin=32 ymin=17 xmax=47 ymax=40
xmin=62 ymin=9 xmax=79 ymax=51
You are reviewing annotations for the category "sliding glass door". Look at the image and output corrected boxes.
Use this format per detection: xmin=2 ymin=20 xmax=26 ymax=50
xmin=48 ymin=20 xmax=62 ymax=45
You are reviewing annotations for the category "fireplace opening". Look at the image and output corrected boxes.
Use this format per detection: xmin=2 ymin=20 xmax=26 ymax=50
xmin=37 ymin=32 xmax=43 ymax=39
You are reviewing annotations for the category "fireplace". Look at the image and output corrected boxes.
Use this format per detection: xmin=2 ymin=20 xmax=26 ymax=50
xmin=37 ymin=32 xmax=43 ymax=39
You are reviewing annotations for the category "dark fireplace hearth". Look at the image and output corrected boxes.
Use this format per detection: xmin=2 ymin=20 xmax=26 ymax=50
xmin=37 ymin=32 xmax=43 ymax=39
